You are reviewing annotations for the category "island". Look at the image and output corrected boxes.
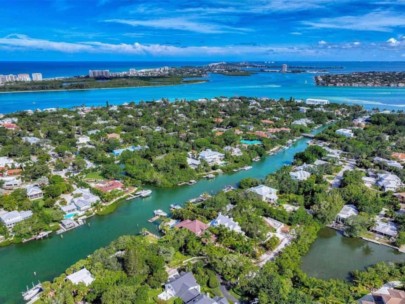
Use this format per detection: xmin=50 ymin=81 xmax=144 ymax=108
xmin=315 ymin=71 xmax=405 ymax=87
xmin=22 ymin=107 xmax=405 ymax=304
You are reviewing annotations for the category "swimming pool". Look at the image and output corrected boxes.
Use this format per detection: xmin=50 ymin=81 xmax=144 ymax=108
xmin=64 ymin=213 xmax=77 ymax=219
xmin=240 ymin=139 xmax=262 ymax=145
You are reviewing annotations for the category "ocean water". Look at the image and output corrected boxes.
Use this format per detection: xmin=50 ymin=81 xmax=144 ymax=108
xmin=0 ymin=61 xmax=404 ymax=113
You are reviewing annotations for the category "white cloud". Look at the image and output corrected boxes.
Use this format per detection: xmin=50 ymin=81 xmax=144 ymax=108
xmin=106 ymin=18 xmax=249 ymax=34
xmin=303 ymin=10 xmax=405 ymax=32
xmin=318 ymin=40 xmax=327 ymax=45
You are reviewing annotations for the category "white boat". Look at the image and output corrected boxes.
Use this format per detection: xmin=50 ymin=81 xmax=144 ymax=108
xmin=253 ymin=156 xmax=260 ymax=162
xmin=242 ymin=166 xmax=252 ymax=170
xmin=154 ymin=209 xmax=168 ymax=217
xmin=170 ymin=204 xmax=182 ymax=210
xmin=137 ymin=189 xmax=152 ymax=197
xmin=223 ymin=185 xmax=236 ymax=193
xmin=22 ymin=283 xmax=42 ymax=301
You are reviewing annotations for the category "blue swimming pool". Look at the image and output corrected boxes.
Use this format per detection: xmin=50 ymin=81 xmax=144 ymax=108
xmin=240 ymin=139 xmax=262 ymax=145
xmin=64 ymin=213 xmax=76 ymax=219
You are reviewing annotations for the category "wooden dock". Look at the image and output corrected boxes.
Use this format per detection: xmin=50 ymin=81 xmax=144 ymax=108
xmin=148 ymin=216 xmax=160 ymax=223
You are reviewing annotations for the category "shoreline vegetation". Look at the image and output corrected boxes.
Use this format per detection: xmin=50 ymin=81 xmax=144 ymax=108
xmin=315 ymin=71 xmax=405 ymax=88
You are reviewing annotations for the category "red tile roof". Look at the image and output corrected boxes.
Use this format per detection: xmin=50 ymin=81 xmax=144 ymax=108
xmin=175 ymin=219 xmax=209 ymax=236
xmin=95 ymin=180 xmax=124 ymax=192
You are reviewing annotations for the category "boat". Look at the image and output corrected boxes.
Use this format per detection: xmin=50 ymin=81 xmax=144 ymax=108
xmin=35 ymin=231 xmax=51 ymax=240
xmin=136 ymin=189 xmax=152 ymax=198
xmin=206 ymin=174 xmax=215 ymax=179
xmin=170 ymin=204 xmax=182 ymax=210
xmin=187 ymin=180 xmax=197 ymax=185
xmin=22 ymin=283 xmax=42 ymax=302
xmin=242 ymin=166 xmax=252 ymax=171
xmin=154 ymin=209 xmax=168 ymax=217
xmin=223 ymin=185 xmax=236 ymax=193
xmin=253 ymin=156 xmax=260 ymax=162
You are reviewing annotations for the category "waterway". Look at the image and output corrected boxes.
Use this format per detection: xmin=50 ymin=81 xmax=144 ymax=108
xmin=0 ymin=61 xmax=404 ymax=113
xmin=301 ymin=228 xmax=405 ymax=280
xmin=0 ymin=134 xmax=313 ymax=303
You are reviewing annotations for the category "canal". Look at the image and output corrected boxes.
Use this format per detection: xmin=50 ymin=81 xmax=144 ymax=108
xmin=301 ymin=228 xmax=405 ymax=280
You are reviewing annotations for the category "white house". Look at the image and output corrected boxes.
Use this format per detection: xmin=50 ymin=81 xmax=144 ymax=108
xmin=60 ymin=204 xmax=78 ymax=215
xmin=336 ymin=205 xmax=358 ymax=223
xmin=376 ymin=173 xmax=402 ymax=192
xmin=248 ymin=185 xmax=278 ymax=203
xmin=199 ymin=149 xmax=225 ymax=166
xmin=211 ymin=213 xmax=243 ymax=234
xmin=1 ymin=177 xmax=21 ymax=190
xmin=22 ymin=136 xmax=41 ymax=145
xmin=336 ymin=129 xmax=354 ymax=138
xmin=290 ymin=170 xmax=311 ymax=181
xmin=373 ymin=157 xmax=403 ymax=170
xmin=0 ymin=157 xmax=18 ymax=168
xmin=371 ymin=219 xmax=398 ymax=238
xmin=186 ymin=157 xmax=201 ymax=169
xmin=158 ymin=272 xmax=201 ymax=302
xmin=77 ymin=135 xmax=91 ymax=145
xmin=292 ymin=118 xmax=313 ymax=127
xmin=26 ymin=185 xmax=43 ymax=200
xmin=0 ymin=210 xmax=33 ymax=228
xmin=305 ymin=98 xmax=329 ymax=105
xmin=66 ymin=268 xmax=94 ymax=286
xmin=224 ymin=146 xmax=243 ymax=157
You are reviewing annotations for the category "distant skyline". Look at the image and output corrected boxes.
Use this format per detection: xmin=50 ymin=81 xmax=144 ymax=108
xmin=0 ymin=0 xmax=404 ymax=61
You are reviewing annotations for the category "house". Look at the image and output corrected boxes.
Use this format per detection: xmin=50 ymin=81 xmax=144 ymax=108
xmin=264 ymin=217 xmax=285 ymax=234
xmin=22 ymin=136 xmax=41 ymax=145
xmin=95 ymin=180 xmax=124 ymax=192
xmin=290 ymin=170 xmax=311 ymax=181
xmin=175 ymin=220 xmax=209 ymax=237
xmin=299 ymin=107 xmax=309 ymax=113
xmin=61 ymin=219 xmax=77 ymax=230
xmin=106 ymin=133 xmax=120 ymax=140
xmin=26 ymin=185 xmax=43 ymax=200
xmin=158 ymin=272 xmax=201 ymax=302
xmin=358 ymin=282 xmax=405 ymax=304
xmin=224 ymin=146 xmax=243 ymax=157
xmin=188 ymin=294 xmax=229 ymax=304
xmin=1 ymin=123 xmax=18 ymax=130
xmin=77 ymin=135 xmax=90 ymax=145
xmin=336 ymin=129 xmax=354 ymax=138
xmin=305 ymin=98 xmax=329 ymax=105
xmin=66 ymin=268 xmax=94 ymax=286
xmin=373 ymin=157 xmax=403 ymax=170
xmin=0 ymin=157 xmax=18 ymax=169
xmin=60 ymin=204 xmax=77 ymax=215
xmin=248 ymin=185 xmax=278 ymax=203
xmin=187 ymin=157 xmax=201 ymax=169
xmin=199 ymin=149 xmax=225 ymax=166
xmin=292 ymin=118 xmax=313 ymax=126
xmin=1 ymin=177 xmax=21 ymax=190
xmin=0 ymin=210 xmax=33 ymax=229
xmin=336 ymin=205 xmax=358 ymax=223
xmin=71 ymin=188 xmax=100 ymax=211
xmin=211 ymin=213 xmax=243 ymax=234
xmin=371 ymin=219 xmax=398 ymax=238
xmin=376 ymin=173 xmax=402 ymax=192
xmin=392 ymin=152 xmax=405 ymax=163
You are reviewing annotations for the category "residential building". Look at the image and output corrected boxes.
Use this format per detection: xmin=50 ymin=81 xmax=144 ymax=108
xmin=158 ymin=272 xmax=201 ymax=302
xmin=292 ymin=118 xmax=313 ymax=126
xmin=77 ymin=135 xmax=90 ymax=145
xmin=187 ymin=156 xmax=201 ymax=169
xmin=1 ymin=177 xmax=22 ymax=190
xmin=26 ymin=185 xmax=43 ymax=200
xmin=336 ymin=128 xmax=354 ymax=138
xmin=71 ymin=188 xmax=100 ymax=211
xmin=89 ymin=70 xmax=110 ymax=78
xmin=358 ymin=288 xmax=405 ymax=304
xmin=199 ymin=149 xmax=225 ymax=166
xmin=0 ymin=210 xmax=33 ymax=228
xmin=175 ymin=220 xmax=209 ymax=237
xmin=60 ymin=204 xmax=77 ymax=215
xmin=290 ymin=170 xmax=311 ymax=181
xmin=373 ymin=157 xmax=403 ymax=169
xmin=336 ymin=205 xmax=358 ymax=223
xmin=31 ymin=73 xmax=43 ymax=81
xmin=371 ymin=219 xmax=398 ymax=238
xmin=224 ymin=146 xmax=243 ymax=157
xmin=95 ymin=180 xmax=124 ymax=192
xmin=66 ymin=268 xmax=94 ymax=286
xmin=211 ymin=213 xmax=243 ymax=234
xmin=61 ymin=219 xmax=77 ymax=229
xmin=248 ymin=185 xmax=278 ymax=203
xmin=17 ymin=74 xmax=31 ymax=81
xmin=305 ymin=98 xmax=330 ymax=105
xmin=22 ymin=136 xmax=41 ymax=145
xmin=281 ymin=64 xmax=288 ymax=73
xmin=376 ymin=173 xmax=402 ymax=192
xmin=392 ymin=152 xmax=405 ymax=163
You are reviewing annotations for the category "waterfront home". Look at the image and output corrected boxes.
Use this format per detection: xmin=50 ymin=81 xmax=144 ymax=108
xmin=0 ymin=210 xmax=33 ymax=229
xmin=292 ymin=118 xmax=313 ymax=126
xmin=289 ymin=170 xmax=311 ymax=181
xmin=175 ymin=220 xmax=209 ymax=237
xmin=305 ymin=98 xmax=329 ymax=105
xmin=248 ymin=185 xmax=278 ymax=203
xmin=376 ymin=173 xmax=402 ymax=192
xmin=336 ymin=128 xmax=354 ymax=138
xmin=186 ymin=156 xmax=201 ymax=169
xmin=224 ymin=146 xmax=243 ymax=157
xmin=73 ymin=188 xmax=100 ymax=204
xmin=373 ymin=157 xmax=403 ymax=169
xmin=1 ymin=177 xmax=21 ymax=190
xmin=199 ymin=149 xmax=225 ymax=166
xmin=60 ymin=204 xmax=77 ymax=215
xmin=95 ymin=180 xmax=124 ymax=193
xmin=336 ymin=205 xmax=358 ymax=223
xmin=211 ymin=213 xmax=243 ymax=234
xmin=61 ymin=219 xmax=77 ymax=230
xmin=371 ymin=219 xmax=398 ymax=238
xmin=188 ymin=294 xmax=229 ymax=304
xmin=26 ymin=185 xmax=43 ymax=200
xmin=66 ymin=268 xmax=94 ymax=286
xmin=158 ymin=272 xmax=201 ymax=302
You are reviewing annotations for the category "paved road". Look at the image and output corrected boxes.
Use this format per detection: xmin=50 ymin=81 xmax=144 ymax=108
xmin=217 ymin=275 xmax=239 ymax=304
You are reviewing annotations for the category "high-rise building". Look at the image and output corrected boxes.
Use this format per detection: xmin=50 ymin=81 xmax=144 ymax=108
xmin=281 ymin=64 xmax=288 ymax=73
xmin=32 ymin=73 xmax=43 ymax=81
xmin=17 ymin=74 xmax=31 ymax=81
xmin=89 ymin=70 xmax=110 ymax=78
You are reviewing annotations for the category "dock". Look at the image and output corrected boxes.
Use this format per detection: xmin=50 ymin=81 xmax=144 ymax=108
xmin=148 ymin=216 xmax=161 ymax=223
xmin=302 ymin=133 xmax=315 ymax=138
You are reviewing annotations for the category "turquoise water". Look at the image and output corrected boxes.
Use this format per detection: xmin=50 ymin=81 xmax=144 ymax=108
xmin=0 ymin=62 xmax=404 ymax=113
xmin=240 ymin=139 xmax=262 ymax=145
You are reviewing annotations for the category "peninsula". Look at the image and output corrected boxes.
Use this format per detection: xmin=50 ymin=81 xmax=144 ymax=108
xmin=315 ymin=71 xmax=405 ymax=87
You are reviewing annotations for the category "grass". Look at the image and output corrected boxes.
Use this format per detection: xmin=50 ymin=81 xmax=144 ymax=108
xmin=168 ymin=251 xmax=190 ymax=268
xmin=84 ymin=171 xmax=104 ymax=180
xmin=97 ymin=202 xmax=119 ymax=216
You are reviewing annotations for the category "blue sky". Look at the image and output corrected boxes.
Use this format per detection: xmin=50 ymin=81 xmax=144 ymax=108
xmin=0 ymin=0 xmax=404 ymax=61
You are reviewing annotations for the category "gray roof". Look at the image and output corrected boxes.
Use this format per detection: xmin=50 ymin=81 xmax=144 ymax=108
xmin=169 ymin=272 xmax=199 ymax=302
xmin=187 ymin=294 xmax=216 ymax=304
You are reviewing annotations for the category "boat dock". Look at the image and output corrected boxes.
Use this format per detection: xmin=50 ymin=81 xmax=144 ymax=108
xmin=148 ymin=216 xmax=163 ymax=222
xmin=302 ymin=133 xmax=315 ymax=138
